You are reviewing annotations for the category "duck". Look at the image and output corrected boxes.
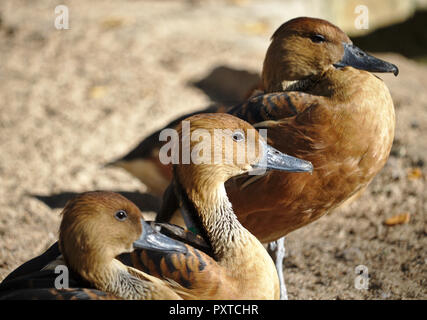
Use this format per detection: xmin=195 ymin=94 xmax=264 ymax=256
xmin=127 ymin=113 xmax=312 ymax=299
xmin=0 ymin=191 xmax=187 ymax=300
xmin=108 ymin=17 xmax=398 ymax=299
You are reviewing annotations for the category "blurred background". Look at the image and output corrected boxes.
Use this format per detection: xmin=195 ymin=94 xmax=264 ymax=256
xmin=0 ymin=0 xmax=425 ymax=299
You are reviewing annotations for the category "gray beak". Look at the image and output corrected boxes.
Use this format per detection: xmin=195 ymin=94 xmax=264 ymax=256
xmin=334 ymin=43 xmax=399 ymax=76
xmin=252 ymin=143 xmax=313 ymax=173
xmin=133 ymin=220 xmax=188 ymax=254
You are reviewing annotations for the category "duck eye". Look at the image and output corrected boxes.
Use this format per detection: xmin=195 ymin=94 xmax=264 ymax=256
xmin=115 ymin=210 xmax=128 ymax=221
xmin=310 ymin=34 xmax=326 ymax=43
xmin=232 ymin=131 xmax=245 ymax=142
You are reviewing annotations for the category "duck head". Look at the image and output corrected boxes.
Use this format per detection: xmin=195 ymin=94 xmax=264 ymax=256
xmin=173 ymin=113 xmax=313 ymax=194
xmin=172 ymin=114 xmax=312 ymax=262
xmin=262 ymin=17 xmax=398 ymax=91
xmin=59 ymin=191 xmax=186 ymax=278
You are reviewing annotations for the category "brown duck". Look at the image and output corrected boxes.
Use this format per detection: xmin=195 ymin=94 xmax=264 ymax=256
xmin=129 ymin=113 xmax=312 ymax=299
xmin=0 ymin=191 xmax=186 ymax=300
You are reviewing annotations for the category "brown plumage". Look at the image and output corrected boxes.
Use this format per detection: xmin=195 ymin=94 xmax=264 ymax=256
xmin=110 ymin=17 xmax=398 ymax=244
xmin=227 ymin=76 xmax=394 ymax=241
xmin=130 ymin=237 xmax=237 ymax=299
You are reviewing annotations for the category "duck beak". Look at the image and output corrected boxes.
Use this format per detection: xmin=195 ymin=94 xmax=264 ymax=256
xmin=133 ymin=220 xmax=188 ymax=254
xmin=334 ymin=43 xmax=399 ymax=76
xmin=252 ymin=143 xmax=313 ymax=174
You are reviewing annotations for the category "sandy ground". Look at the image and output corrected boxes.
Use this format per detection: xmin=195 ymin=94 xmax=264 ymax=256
xmin=0 ymin=0 xmax=425 ymax=299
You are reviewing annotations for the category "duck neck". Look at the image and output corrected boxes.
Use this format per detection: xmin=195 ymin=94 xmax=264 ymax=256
xmin=175 ymin=173 xmax=279 ymax=298
xmin=93 ymin=260 xmax=152 ymax=299
xmin=197 ymin=184 xmax=248 ymax=260
xmin=65 ymin=248 xmax=150 ymax=299
xmin=176 ymin=177 xmax=249 ymax=260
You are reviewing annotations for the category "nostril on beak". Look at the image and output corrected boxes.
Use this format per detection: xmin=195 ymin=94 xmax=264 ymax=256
xmin=356 ymin=50 xmax=365 ymax=57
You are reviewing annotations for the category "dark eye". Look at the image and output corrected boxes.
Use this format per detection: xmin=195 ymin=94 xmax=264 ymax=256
xmin=232 ymin=131 xmax=245 ymax=142
xmin=115 ymin=210 xmax=128 ymax=221
xmin=310 ymin=34 xmax=326 ymax=43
